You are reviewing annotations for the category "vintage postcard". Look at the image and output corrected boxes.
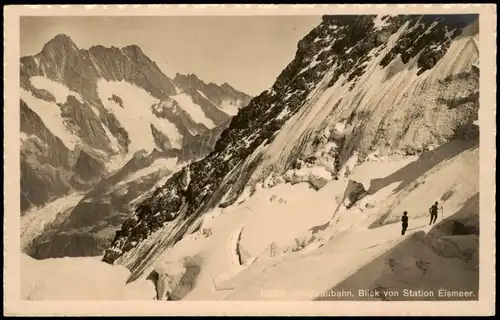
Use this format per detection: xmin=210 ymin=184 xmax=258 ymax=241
xmin=3 ymin=4 xmax=496 ymax=316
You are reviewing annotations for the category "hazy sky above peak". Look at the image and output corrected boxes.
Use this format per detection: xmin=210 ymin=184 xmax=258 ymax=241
xmin=20 ymin=16 xmax=322 ymax=96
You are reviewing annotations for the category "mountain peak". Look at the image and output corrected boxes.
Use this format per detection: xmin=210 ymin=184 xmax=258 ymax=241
xmin=174 ymin=73 xmax=237 ymax=92
xmin=221 ymin=82 xmax=232 ymax=89
xmin=44 ymin=33 xmax=78 ymax=50
xmin=53 ymin=33 xmax=74 ymax=42
xmin=121 ymin=44 xmax=144 ymax=54
xmin=174 ymin=73 xmax=202 ymax=82
xmin=173 ymin=73 xmax=206 ymax=89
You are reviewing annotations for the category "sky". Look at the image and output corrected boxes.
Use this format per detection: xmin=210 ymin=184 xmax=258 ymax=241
xmin=20 ymin=16 xmax=322 ymax=96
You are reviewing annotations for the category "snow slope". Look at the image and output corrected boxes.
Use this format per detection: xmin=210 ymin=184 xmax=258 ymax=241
xmin=20 ymin=88 xmax=82 ymax=150
xmin=143 ymin=135 xmax=478 ymax=301
xmin=423 ymin=21 xmax=481 ymax=87
xmin=100 ymin=122 xmax=121 ymax=154
xmin=18 ymin=116 xmax=479 ymax=302
xmin=101 ymin=15 xmax=479 ymax=285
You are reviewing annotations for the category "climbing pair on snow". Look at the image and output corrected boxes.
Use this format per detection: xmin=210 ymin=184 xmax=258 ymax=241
xmin=401 ymin=201 xmax=442 ymax=236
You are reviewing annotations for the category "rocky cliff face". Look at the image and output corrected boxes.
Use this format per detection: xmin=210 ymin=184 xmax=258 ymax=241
xmin=102 ymin=14 xmax=479 ymax=282
xmin=20 ymin=34 xmax=251 ymax=213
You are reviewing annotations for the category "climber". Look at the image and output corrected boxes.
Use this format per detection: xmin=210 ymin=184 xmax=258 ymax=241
xmin=429 ymin=201 xmax=439 ymax=225
xmin=401 ymin=211 xmax=409 ymax=235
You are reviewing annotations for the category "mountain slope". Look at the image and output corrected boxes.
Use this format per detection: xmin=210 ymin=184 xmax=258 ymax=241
xmin=103 ymin=12 xmax=479 ymax=289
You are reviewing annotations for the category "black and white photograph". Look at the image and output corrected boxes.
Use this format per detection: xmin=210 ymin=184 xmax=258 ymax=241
xmin=3 ymin=4 xmax=496 ymax=317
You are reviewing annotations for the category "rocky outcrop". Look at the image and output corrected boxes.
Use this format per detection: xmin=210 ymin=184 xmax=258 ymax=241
xmin=151 ymin=98 xmax=206 ymax=139
xmin=343 ymin=180 xmax=367 ymax=209
xmin=60 ymin=96 xmax=111 ymax=152
xmin=283 ymin=166 xmax=333 ymax=190
xmin=71 ymin=150 xmax=107 ymax=187
xmin=26 ymin=232 xmax=111 ymax=259
xmin=20 ymin=158 xmax=72 ymax=213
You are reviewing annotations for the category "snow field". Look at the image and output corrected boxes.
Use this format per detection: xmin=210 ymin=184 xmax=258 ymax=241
xmin=170 ymin=92 xmax=216 ymax=128
xmin=30 ymin=76 xmax=84 ymax=104
xmin=20 ymin=88 xmax=82 ymax=150
xmin=218 ymin=99 xmax=241 ymax=117
xmin=97 ymin=79 xmax=183 ymax=152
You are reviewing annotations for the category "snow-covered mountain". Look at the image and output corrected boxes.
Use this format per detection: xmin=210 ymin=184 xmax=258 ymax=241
xmin=20 ymin=34 xmax=251 ymax=214
xmin=98 ymin=14 xmax=479 ymax=295
xmin=20 ymin=34 xmax=251 ymax=257
xmin=22 ymin=14 xmax=480 ymax=302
